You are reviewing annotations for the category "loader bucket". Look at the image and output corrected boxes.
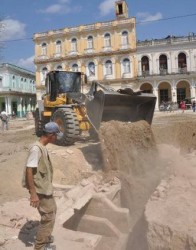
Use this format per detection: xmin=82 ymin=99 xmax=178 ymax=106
xmin=85 ymin=90 xmax=156 ymax=131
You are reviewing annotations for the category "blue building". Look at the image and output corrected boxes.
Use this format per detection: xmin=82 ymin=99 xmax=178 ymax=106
xmin=0 ymin=63 xmax=36 ymax=117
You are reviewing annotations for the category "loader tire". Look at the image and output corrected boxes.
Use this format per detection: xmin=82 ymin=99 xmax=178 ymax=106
xmin=34 ymin=108 xmax=43 ymax=137
xmin=52 ymin=108 xmax=80 ymax=146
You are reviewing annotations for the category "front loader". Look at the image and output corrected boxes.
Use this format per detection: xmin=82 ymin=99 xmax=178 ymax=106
xmin=34 ymin=70 xmax=156 ymax=145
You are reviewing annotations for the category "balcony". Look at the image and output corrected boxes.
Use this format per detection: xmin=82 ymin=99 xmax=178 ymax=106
xmin=178 ymin=67 xmax=187 ymax=74
xmin=120 ymin=44 xmax=130 ymax=50
xmin=122 ymin=72 xmax=131 ymax=78
xmin=34 ymin=55 xmax=49 ymax=62
xmin=84 ymin=48 xmax=94 ymax=54
xmin=53 ymin=52 xmax=62 ymax=58
xmin=68 ymin=50 xmax=78 ymax=56
xmin=142 ymin=70 xmax=150 ymax=77
xmin=160 ymin=69 xmax=168 ymax=75
xmin=104 ymin=74 xmax=114 ymax=80
xmin=102 ymin=46 xmax=112 ymax=52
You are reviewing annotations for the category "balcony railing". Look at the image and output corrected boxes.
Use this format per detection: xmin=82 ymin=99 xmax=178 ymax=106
xmin=138 ymin=67 xmax=194 ymax=77
xmin=137 ymin=35 xmax=196 ymax=48
xmin=178 ymin=67 xmax=187 ymax=74
xmin=160 ymin=69 xmax=168 ymax=75
xmin=102 ymin=46 xmax=112 ymax=52
xmin=120 ymin=43 xmax=130 ymax=50
xmin=84 ymin=48 xmax=94 ymax=54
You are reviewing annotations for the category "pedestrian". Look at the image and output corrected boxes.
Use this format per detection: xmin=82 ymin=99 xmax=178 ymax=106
xmin=0 ymin=110 xmax=9 ymax=131
xmin=192 ymin=100 xmax=196 ymax=112
xmin=22 ymin=122 xmax=63 ymax=250
xmin=180 ymin=100 xmax=186 ymax=113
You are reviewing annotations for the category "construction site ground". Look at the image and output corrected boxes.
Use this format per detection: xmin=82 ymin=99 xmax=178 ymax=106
xmin=0 ymin=110 xmax=196 ymax=250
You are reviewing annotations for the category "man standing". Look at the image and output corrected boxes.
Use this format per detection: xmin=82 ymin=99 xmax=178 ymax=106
xmin=0 ymin=110 xmax=9 ymax=131
xmin=23 ymin=122 xmax=62 ymax=250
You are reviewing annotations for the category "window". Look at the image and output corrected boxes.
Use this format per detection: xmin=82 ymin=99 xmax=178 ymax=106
xmin=177 ymin=88 xmax=186 ymax=103
xmin=41 ymin=42 xmax=47 ymax=55
xmin=57 ymin=65 xmax=62 ymax=70
xmin=178 ymin=53 xmax=187 ymax=73
xmin=122 ymin=31 xmax=128 ymax=45
xmin=159 ymin=54 xmax=168 ymax=74
xmin=105 ymin=60 xmax=112 ymax=75
xmin=72 ymin=64 xmax=78 ymax=72
xmin=122 ymin=58 xmax=130 ymax=73
xmin=160 ymin=89 xmax=169 ymax=103
xmin=104 ymin=33 xmax=111 ymax=47
xmin=88 ymin=62 xmax=95 ymax=76
xmin=71 ymin=38 xmax=77 ymax=52
xmin=41 ymin=67 xmax=48 ymax=83
xmin=12 ymin=75 xmax=16 ymax=89
xmin=0 ymin=77 xmax=2 ymax=88
xmin=56 ymin=40 xmax=62 ymax=54
xmin=87 ymin=36 xmax=93 ymax=49
xmin=141 ymin=56 xmax=150 ymax=76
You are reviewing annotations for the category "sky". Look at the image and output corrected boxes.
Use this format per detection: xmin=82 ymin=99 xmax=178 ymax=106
xmin=1 ymin=0 xmax=196 ymax=72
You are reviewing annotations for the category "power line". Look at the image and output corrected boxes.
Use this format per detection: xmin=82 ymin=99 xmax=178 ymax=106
xmin=136 ymin=13 xmax=196 ymax=24
xmin=1 ymin=13 xmax=196 ymax=43
xmin=0 ymin=37 xmax=32 ymax=42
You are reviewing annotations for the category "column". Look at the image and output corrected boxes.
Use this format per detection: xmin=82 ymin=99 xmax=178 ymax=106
xmin=190 ymin=79 xmax=196 ymax=98
xmin=153 ymin=86 xmax=159 ymax=110
xmin=7 ymin=96 xmax=12 ymax=115
xmin=138 ymin=60 xmax=141 ymax=76
xmin=18 ymin=97 xmax=23 ymax=118
xmin=171 ymin=87 xmax=177 ymax=103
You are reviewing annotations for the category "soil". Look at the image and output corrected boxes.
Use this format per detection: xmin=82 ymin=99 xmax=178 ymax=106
xmin=0 ymin=111 xmax=196 ymax=249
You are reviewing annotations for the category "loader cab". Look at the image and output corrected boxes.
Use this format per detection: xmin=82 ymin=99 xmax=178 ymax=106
xmin=45 ymin=71 xmax=82 ymax=101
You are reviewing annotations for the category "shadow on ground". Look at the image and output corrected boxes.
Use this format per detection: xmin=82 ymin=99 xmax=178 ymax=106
xmin=18 ymin=220 xmax=39 ymax=247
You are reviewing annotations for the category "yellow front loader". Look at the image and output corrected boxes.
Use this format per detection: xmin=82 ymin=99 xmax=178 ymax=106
xmin=34 ymin=70 xmax=156 ymax=145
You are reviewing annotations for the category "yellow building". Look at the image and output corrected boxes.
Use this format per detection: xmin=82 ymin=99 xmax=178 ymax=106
xmin=33 ymin=0 xmax=137 ymax=99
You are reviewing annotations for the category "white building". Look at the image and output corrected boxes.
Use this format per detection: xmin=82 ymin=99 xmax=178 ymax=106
xmin=0 ymin=63 xmax=36 ymax=117
xmin=136 ymin=33 xmax=196 ymax=110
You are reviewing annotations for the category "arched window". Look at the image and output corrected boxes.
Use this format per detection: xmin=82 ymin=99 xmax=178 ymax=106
xmin=122 ymin=31 xmax=128 ymax=45
xmin=72 ymin=63 xmax=78 ymax=72
xmin=56 ymin=40 xmax=62 ymax=54
xmin=41 ymin=67 xmax=48 ymax=83
xmin=141 ymin=56 xmax=150 ymax=76
xmin=122 ymin=58 xmax=130 ymax=73
xmin=71 ymin=38 xmax=77 ymax=52
xmin=159 ymin=54 xmax=168 ymax=74
xmin=105 ymin=60 xmax=112 ymax=75
xmin=57 ymin=65 xmax=62 ymax=70
xmin=41 ymin=42 xmax=47 ymax=55
xmin=178 ymin=53 xmax=187 ymax=68
xmin=87 ymin=36 xmax=93 ymax=49
xmin=104 ymin=33 xmax=111 ymax=47
xmin=88 ymin=62 xmax=95 ymax=76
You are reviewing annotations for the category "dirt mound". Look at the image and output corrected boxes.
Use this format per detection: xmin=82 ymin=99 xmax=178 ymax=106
xmin=152 ymin=121 xmax=196 ymax=153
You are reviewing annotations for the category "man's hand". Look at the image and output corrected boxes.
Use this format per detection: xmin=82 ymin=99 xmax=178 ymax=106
xmin=30 ymin=193 xmax=39 ymax=208
xmin=26 ymin=167 xmax=39 ymax=208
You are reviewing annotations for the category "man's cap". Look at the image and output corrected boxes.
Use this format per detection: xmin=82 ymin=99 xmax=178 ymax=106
xmin=43 ymin=122 xmax=61 ymax=134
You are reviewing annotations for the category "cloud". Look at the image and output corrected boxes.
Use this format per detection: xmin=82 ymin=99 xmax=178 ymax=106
xmin=40 ymin=4 xmax=69 ymax=14
xmin=39 ymin=0 xmax=81 ymax=15
xmin=136 ymin=12 xmax=163 ymax=23
xmin=0 ymin=18 xmax=26 ymax=40
xmin=18 ymin=55 xmax=35 ymax=71
xmin=99 ymin=0 xmax=116 ymax=16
